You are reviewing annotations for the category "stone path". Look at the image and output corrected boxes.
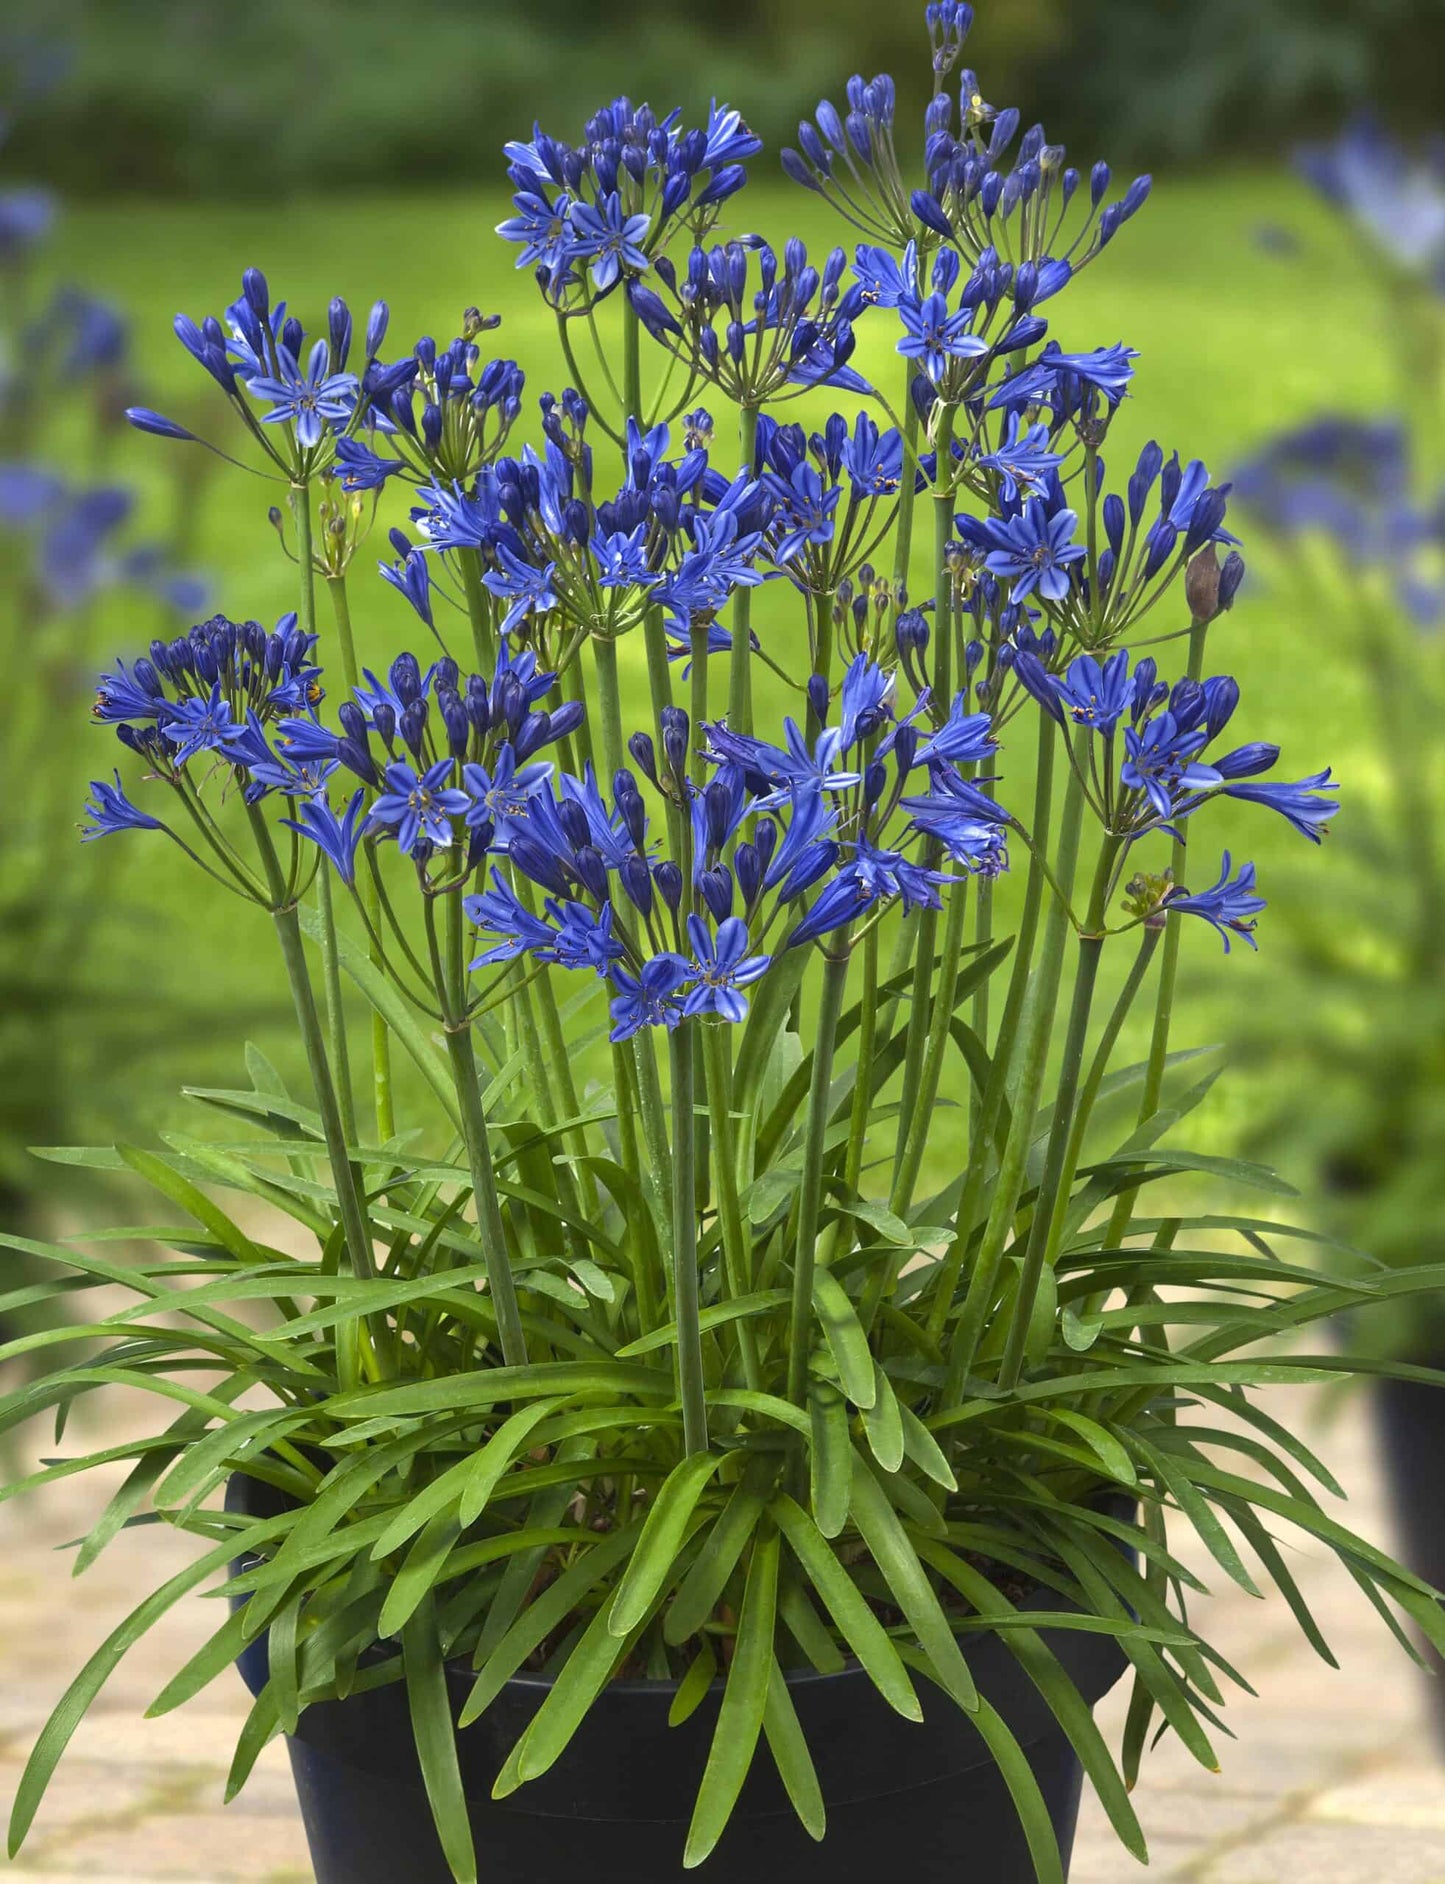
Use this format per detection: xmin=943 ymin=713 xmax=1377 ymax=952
xmin=0 ymin=1385 xmax=1438 ymax=1881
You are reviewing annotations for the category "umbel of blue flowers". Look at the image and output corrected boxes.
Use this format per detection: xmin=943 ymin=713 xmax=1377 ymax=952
xmin=498 ymin=98 xmax=761 ymax=313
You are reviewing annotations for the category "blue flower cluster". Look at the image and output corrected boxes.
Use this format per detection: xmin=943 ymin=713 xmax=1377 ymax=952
xmin=1297 ymin=116 xmax=1445 ymax=283
xmin=498 ymin=100 xmax=761 ymax=308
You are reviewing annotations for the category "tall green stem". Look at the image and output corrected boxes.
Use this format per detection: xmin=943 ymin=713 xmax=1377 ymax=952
xmin=670 ymin=1023 xmax=709 ymax=1453
xmin=701 ymin=1020 xmax=761 ymax=1390
xmin=1103 ymin=614 xmax=1209 ymax=1249
xmin=944 ymin=752 xmax=1087 ymax=1401
xmin=445 ymin=1022 xmax=529 ymax=1369
xmin=786 ymin=945 xmax=850 ymax=1406
xmin=891 ymin=358 xmax=921 ymax=598
xmin=326 ymin=573 xmax=394 ymax=1141
xmin=726 ymin=404 xmax=760 ymax=735
xmin=458 ymin=551 xmax=497 ymax=673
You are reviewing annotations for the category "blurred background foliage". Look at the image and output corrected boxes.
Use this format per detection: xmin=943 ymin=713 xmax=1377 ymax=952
xmin=2 ymin=0 xmax=1444 ymax=193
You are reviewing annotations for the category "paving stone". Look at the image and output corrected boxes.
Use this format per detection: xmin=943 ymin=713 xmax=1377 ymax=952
xmin=1203 ymin=1821 xmax=1445 ymax=1882
xmin=1309 ymin=1762 xmax=1445 ymax=1831
xmin=41 ymin=1812 xmax=312 ymax=1880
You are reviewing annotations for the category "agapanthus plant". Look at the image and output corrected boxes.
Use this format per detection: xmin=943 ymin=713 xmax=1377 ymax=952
xmin=8 ymin=16 xmax=1445 ymax=1884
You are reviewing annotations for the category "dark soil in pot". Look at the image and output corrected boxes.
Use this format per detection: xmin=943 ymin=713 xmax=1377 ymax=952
xmin=226 ymin=1473 xmax=1129 ymax=1883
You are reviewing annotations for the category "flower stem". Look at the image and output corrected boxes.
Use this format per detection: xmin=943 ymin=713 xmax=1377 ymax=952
xmin=458 ymin=550 xmax=497 ymax=673
xmin=726 ymin=403 xmax=760 ymax=736
xmin=670 ymin=1022 xmax=709 ymax=1453
xmin=326 ymin=572 xmax=394 ymax=1142
xmin=786 ymin=942 xmax=851 ymax=1407
xmin=701 ymin=1019 xmax=761 ymax=1390
xmin=1103 ymin=613 xmax=1209 ymax=1249
xmin=944 ymin=742 xmax=1087 ymax=1401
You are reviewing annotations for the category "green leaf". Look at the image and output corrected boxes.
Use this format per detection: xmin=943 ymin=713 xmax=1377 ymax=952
xmin=669 ymin=1639 xmax=718 ymax=1727
xmin=771 ymin=1494 xmax=921 ymax=1721
xmin=860 ymin=1361 xmax=905 ymax=1473
xmin=763 ymin=1655 xmax=826 ymax=1843
xmin=684 ymin=1526 xmax=779 ymax=1868
xmin=505 ymin=1592 xmax=640 ymax=1789
xmin=898 ymin=1403 xmax=957 ymax=1492
xmin=116 ymin=1145 xmax=266 ymax=1267
xmin=616 ymin=1290 xmax=789 ymax=1358
xmin=403 ymin=1594 xmax=476 ymax=1884
xmin=849 ymin=1452 xmax=977 ymax=1711
xmin=808 ymin=1380 xmax=852 ymax=1540
xmin=665 ymin=1475 xmax=768 ymax=1647
xmin=609 ymin=1452 xmax=722 ymax=1638
xmin=812 ymin=1268 xmax=876 ymax=1409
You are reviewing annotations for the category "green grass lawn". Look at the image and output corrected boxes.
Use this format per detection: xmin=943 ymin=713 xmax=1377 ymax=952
xmin=35 ymin=169 xmax=1390 ymax=1174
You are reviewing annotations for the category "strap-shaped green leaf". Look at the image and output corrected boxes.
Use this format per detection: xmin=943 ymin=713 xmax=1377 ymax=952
xmin=668 ymin=1638 xmax=718 ymax=1727
xmin=610 ymin=1451 xmax=722 ymax=1638
xmin=808 ymin=1379 xmax=852 ymax=1539
xmin=812 ymin=1268 xmax=876 ymax=1408
xmin=763 ymin=1654 xmax=826 ymax=1843
xmin=860 ymin=1360 xmax=905 ymax=1472
xmin=849 ymin=1451 xmax=977 ymax=1711
xmin=665 ymin=1473 xmax=768 ymax=1646
xmin=684 ymin=1525 xmax=779 ymax=1868
xmin=771 ymin=1494 xmax=920 ymax=1721
xmin=403 ymin=1593 xmax=476 ymax=1884
xmin=898 ymin=1402 xmax=957 ymax=1491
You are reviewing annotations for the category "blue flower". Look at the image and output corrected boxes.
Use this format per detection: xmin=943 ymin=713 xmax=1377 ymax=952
xmin=917 ymin=693 xmax=997 ymax=765
xmin=786 ymin=869 xmax=876 ymax=946
xmin=1222 ymin=769 xmax=1340 ymax=843
xmin=897 ymin=290 xmax=989 ymax=386
xmin=979 ymin=497 xmax=1086 ymax=603
xmin=609 ymin=954 xmax=691 ymax=1040
xmin=247 ymin=339 xmax=359 ymax=449
xmin=467 ymin=870 xmax=558 ymax=965
xmin=841 ymin=415 xmax=905 ymax=496
xmin=380 ymin=548 xmax=434 ymax=628
xmin=1167 ymin=853 xmax=1265 ymax=952
xmin=901 ymin=781 xmax=1009 ymax=870
xmin=991 ymin=341 xmax=1137 ymax=412
xmin=483 ymin=542 xmax=559 ymax=634
xmin=1054 ymin=650 xmax=1134 ymax=734
xmin=765 ymin=461 xmax=842 ymax=563
xmin=976 ymin=414 xmax=1064 ymax=502
xmin=682 ymin=915 xmax=771 ymax=1020
xmin=282 ymin=791 xmax=367 ymax=886
xmin=549 ymin=900 xmax=625 ymax=974
xmin=852 ymin=837 xmax=951 ymax=912
xmin=1298 ymin=116 xmax=1445 ymax=274
xmin=852 ymin=242 xmax=919 ymax=310
xmin=1120 ymin=714 xmax=1221 ymax=820
xmin=496 ymin=190 xmax=578 ymax=272
xmin=163 ymin=683 xmax=238 ymax=764
xmin=568 ymin=194 xmax=651 ymax=293
xmin=593 ymin=525 xmax=661 ymax=590
xmin=81 ymin=773 xmax=163 ymax=842
xmin=367 ymin=759 xmax=472 ymax=855
xmin=336 ymin=437 xmax=405 ymax=491
xmin=462 ymin=749 xmax=554 ymax=843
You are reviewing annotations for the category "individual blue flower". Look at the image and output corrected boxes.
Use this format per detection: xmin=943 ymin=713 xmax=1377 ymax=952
xmin=608 ymin=954 xmax=691 ymax=1040
xmin=765 ymin=461 xmax=842 ymax=563
xmin=917 ymin=693 xmax=997 ymax=765
xmin=467 ymin=870 xmax=558 ymax=965
xmin=897 ymin=290 xmax=989 ymax=386
xmin=681 ymin=915 xmax=771 ymax=1020
xmin=81 ymin=773 xmax=163 ymax=842
xmin=1054 ymin=650 xmax=1134 ymax=734
xmin=569 ymin=193 xmax=652 ymax=293
xmin=336 ymin=437 xmax=405 ymax=492
xmin=380 ymin=548 xmax=434 ymax=628
xmin=976 ymin=414 xmax=1065 ymax=503
xmin=979 ymin=497 xmax=1086 ymax=603
xmin=900 ymin=784 xmax=1009 ymax=870
xmin=787 ymin=869 xmax=876 ymax=946
xmin=1167 ymin=853 xmax=1265 ymax=952
xmin=593 ymin=525 xmax=661 ymax=590
xmin=852 ymin=837 xmax=951 ymax=912
xmin=1120 ymin=714 xmax=1221 ymax=820
xmin=841 ymin=415 xmax=905 ymax=496
xmin=496 ymin=190 xmax=578 ymax=272
xmin=282 ymin=791 xmax=367 ymax=886
xmin=162 ymin=683 xmax=238 ymax=764
xmin=990 ymin=341 xmax=1138 ymax=412
xmin=367 ymin=759 xmax=472 ymax=856
xmin=549 ymin=900 xmax=625 ymax=975
xmin=852 ymin=242 xmax=919 ymax=310
xmin=483 ymin=542 xmax=559 ymax=634
xmin=246 ymin=339 xmax=359 ymax=449
xmin=462 ymin=749 xmax=554 ymax=843
xmin=1222 ymin=769 xmax=1340 ymax=843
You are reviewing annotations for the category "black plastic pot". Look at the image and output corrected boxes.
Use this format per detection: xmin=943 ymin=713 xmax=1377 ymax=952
xmin=1375 ymin=1372 xmax=1445 ymax=1740
xmin=227 ymin=1474 xmax=1127 ymax=1882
